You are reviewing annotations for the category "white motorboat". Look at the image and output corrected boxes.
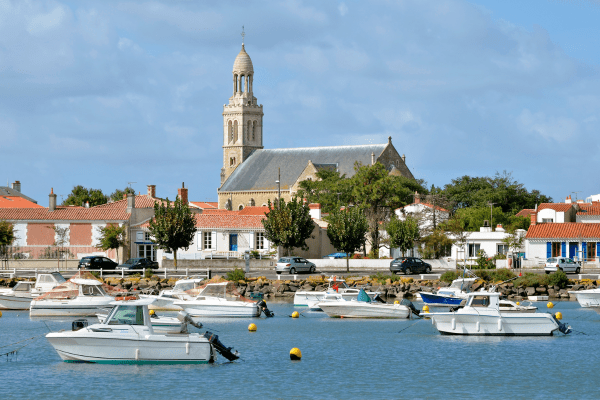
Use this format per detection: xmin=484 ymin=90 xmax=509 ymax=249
xmin=30 ymin=279 xmax=115 ymax=317
xmin=140 ymin=278 xmax=206 ymax=311
xmin=568 ymin=288 xmax=600 ymax=308
xmin=428 ymin=291 xmax=571 ymax=336
xmin=294 ymin=277 xmax=379 ymax=307
xmin=0 ymin=272 xmax=66 ymax=310
xmin=499 ymin=299 xmax=537 ymax=313
xmin=96 ymin=310 xmax=185 ymax=334
xmin=174 ymin=282 xmax=261 ymax=317
xmin=46 ymin=298 xmax=239 ymax=364
xmin=316 ymin=290 xmax=412 ymax=319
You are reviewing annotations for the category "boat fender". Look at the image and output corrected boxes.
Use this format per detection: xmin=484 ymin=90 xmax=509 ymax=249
xmin=498 ymin=319 xmax=502 ymax=331
xmin=451 ymin=318 xmax=456 ymax=330
xmin=476 ymin=321 xmax=480 ymax=332
xmin=203 ymin=331 xmax=239 ymax=362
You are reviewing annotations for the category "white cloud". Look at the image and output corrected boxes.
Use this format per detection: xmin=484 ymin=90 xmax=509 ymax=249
xmin=338 ymin=2 xmax=348 ymax=16
xmin=27 ymin=5 xmax=67 ymax=36
xmin=518 ymin=109 xmax=579 ymax=142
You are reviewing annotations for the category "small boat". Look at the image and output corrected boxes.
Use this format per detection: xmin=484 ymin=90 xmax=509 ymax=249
xmin=140 ymin=278 xmax=206 ymax=311
xmin=317 ymin=289 xmax=412 ymax=319
xmin=428 ymin=291 xmax=571 ymax=336
xmin=96 ymin=310 xmax=185 ymax=334
xmin=419 ymin=277 xmax=477 ymax=311
xmin=294 ymin=277 xmax=379 ymax=307
xmin=46 ymin=298 xmax=239 ymax=364
xmin=568 ymin=288 xmax=600 ymax=308
xmin=0 ymin=273 xmax=66 ymax=310
xmin=174 ymin=282 xmax=262 ymax=318
xmin=30 ymin=279 xmax=115 ymax=317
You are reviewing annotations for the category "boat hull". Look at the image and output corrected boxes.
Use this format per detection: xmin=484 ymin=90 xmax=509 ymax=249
xmin=179 ymin=303 xmax=260 ymax=317
xmin=46 ymin=333 xmax=214 ymax=364
xmin=30 ymin=298 xmax=114 ymax=317
xmin=430 ymin=312 xmax=559 ymax=336
xmin=568 ymin=290 xmax=600 ymax=308
xmin=294 ymin=289 xmax=373 ymax=307
xmin=318 ymin=302 xmax=410 ymax=319
xmin=0 ymin=294 xmax=33 ymax=310
xmin=420 ymin=292 xmax=463 ymax=306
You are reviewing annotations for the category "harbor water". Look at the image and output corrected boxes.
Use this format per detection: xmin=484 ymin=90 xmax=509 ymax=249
xmin=1 ymin=300 xmax=599 ymax=399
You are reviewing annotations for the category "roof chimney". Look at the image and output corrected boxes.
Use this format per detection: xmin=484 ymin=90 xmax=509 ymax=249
xmin=309 ymin=203 xmax=322 ymax=219
xmin=530 ymin=211 xmax=537 ymax=226
xmin=565 ymin=195 xmax=572 ymax=204
xmin=49 ymin=188 xmax=57 ymax=212
xmin=414 ymin=191 xmax=420 ymax=204
xmin=178 ymin=182 xmax=188 ymax=205
xmin=402 ymin=154 xmax=406 ymax=163
xmin=11 ymin=181 xmax=21 ymax=192
xmin=371 ymin=152 xmax=375 ymax=165
xmin=147 ymin=185 xmax=156 ymax=198
xmin=126 ymin=193 xmax=135 ymax=213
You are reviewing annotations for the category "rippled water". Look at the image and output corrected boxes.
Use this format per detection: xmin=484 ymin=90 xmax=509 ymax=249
xmin=1 ymin=300 xmax=598 ymax=399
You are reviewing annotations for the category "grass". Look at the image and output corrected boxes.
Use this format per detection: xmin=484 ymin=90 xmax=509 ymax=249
xmin=226 ymin=268 xmax=246 ymax=281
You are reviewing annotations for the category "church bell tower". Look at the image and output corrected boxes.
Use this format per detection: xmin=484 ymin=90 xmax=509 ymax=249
xmin=221 ymin=33 xmax=264 ymax=185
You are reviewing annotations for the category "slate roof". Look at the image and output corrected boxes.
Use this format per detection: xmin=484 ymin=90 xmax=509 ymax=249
xmin=0 ymin=196 xmax=43 ymax=208
xmin=0 ymin=208 xmax=131 ymax=221
xmin=0 ymin=187 xmax=38 ymax=204
xmin=526 ymin=223 xmax=600 ymax=239
xmin=220 ymin=144 xmax=390 ymax=192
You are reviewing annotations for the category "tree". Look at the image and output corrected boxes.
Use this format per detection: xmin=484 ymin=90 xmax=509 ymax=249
xmin=109 ymin=187 xmax=136 ymax=202
xmin=502 ymin=227 xmax=525 ymax=269
xmin=52 ymin=225 xmax=70 ymax=269
xmin=97 ymin=224 xmax=127 ymax=263
xmin=421 ymin=228 xmax=454 ymax=259
xmin=63 ymin=185 xmax=108 ymax=207
xmin=442 ymin=216 xmax=470 ymax=265
xmin=148 ymin=196 xmax=196 ymax=269
xmin=297 ymin=169 xmax=354 ymax=214
xmin=0 ymin=220 xmax=15 ymax=269
xmin=262 ymin=197 xmax=314 ymax=256
xmin=386 ymin=215 xmax=420 ymax=257
xmin=326 ymin=206 xmax=369 ymax=272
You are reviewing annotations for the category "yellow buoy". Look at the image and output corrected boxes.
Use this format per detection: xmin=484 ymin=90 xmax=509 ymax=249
xmin=547 ymin=302 xmax=554 ymax=309
xmin=290 ymin=347 xmax=302 ymax=360
xmin=149 ymin=309 xmax=155 ymax=315
xmin=423 ymin=305 xmax=429 ymax=312
xmin=0 ymin=310 xmax=2 ymax=318
xmin=394 ymin=300 xmax=399 ymax=305
xmin=248 ymin=323 xmax=257 ymax=332
xmin=516 ymin=302 xmax=520 ymax=306
xmin=555 ymin=312 xmax=562 ymax=320
xmin=291 ymin=311 xmax=299 ymax=318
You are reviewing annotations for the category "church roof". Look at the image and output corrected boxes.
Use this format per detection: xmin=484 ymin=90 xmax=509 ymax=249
xmin=233 ymin=44 xmax=253 ymax=73
xmin=219 ymin=144 xmax=389 ymax=192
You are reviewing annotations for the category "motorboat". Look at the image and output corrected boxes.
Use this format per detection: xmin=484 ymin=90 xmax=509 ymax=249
xmin=419 ymin=277 xmax=477 ymax=311
xmin=0 ymin=273 xmax=66 ymax=310
xmin=30 ymin=279 xmax=115 ymax=317
xmin=294 ymin=277 xmax=379 ymax=307
xmin=140 ymin=278 xmax=206 ymax=311
xmin=96 ymin=310 xmax=185 ymax=334
xmin=428 ymin=291 xmax=571 ymax=336
xmin=46 ymin=298 xmax=239 ymax=364
xmin=316 ymin=290 xmax=413 ymax=319
xmin=568 ymin=288 xmax=600 ymax=308
xmin=499 ymin=299 xmax=537 ymax=313
xmin=174 ymin=282 xmax=262 ymax=318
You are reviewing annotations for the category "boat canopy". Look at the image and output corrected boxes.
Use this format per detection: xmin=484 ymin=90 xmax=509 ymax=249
xmin=34 ymin=270 xmax=125 ymax=301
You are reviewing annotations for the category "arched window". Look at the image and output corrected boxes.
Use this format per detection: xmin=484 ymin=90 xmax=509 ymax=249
xmin=238 ymin=204 xmax=244 ymax=211
xmin=252 ymin=121 xmax=256 ymax=140
xmin=247 ymin=121 xmax=252 ymax=141
xmin=249 ymin=198 xmax=255 ymax=206
xmin=226 ymin=199 xmax=232 ymax=211
xmin=233 ymin=120 xmax=238 ymax=142
xmin=228 ymin=121 xmax=233 ymax=143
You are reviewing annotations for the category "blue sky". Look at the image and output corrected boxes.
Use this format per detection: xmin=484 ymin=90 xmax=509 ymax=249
xmin=2 ymin=0 xmax=599 ymax=205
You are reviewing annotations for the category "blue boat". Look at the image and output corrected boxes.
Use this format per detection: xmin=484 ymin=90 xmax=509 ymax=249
xmin=419 ymin=278 xmax=478 ymax=311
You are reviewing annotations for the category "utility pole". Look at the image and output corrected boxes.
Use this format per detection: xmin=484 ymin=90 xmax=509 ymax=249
xmin=487 ymin=202 xmax=496 ymax=231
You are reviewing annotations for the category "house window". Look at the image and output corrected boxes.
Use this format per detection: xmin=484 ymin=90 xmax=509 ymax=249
xmin=552 ymin=242 xmax=561 ymax=257
xmin=587 ymin=243 xmax=596 ymax=260
xmin=138 ymin=244 xmax=156 ymax=261
xmin=203 ymin=232 xmax=213 ymax=250
xmin=542 ymin=218 xmax=554 ymax=223
xmin=255 ymin=232 xmax=265 ymax=250
xmin=468 ymin=243 xmax=480 ymax=258
xmin=144 ymin=232 xmax=152 ymax=241
xmin=497 ymin=244 xmax=509 ymax=255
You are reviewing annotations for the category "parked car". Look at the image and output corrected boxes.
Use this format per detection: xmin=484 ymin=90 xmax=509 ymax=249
xmin=276 ymin=257 xmax=316 ymax=274
xmin=323 ymin=252 xmax=348 ymax=259
xmin=78 ymin=256 xmax=118 ymax=271
xmin=544 ymin=257 xmax=580 ymax=274
xmin=390 ymin=257 xmax=432 ymax=275
xmin=116 ymin=258 xmax=159 ymax=274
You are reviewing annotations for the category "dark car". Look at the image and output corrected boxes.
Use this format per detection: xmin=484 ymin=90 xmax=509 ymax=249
xmin=78 ymin=256 xmax=118 ymax=271
xmin=116 ymin=258 xmax=159 ymax=274
xmin=390 ymin=257 xmax=432 ymax=275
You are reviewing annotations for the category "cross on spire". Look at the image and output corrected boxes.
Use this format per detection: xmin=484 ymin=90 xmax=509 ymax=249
xmin=241 ymin=26 xmax=245 ymax=45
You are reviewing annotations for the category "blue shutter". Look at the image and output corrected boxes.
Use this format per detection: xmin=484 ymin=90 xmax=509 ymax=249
xmin=583 ymin=242 xmax=587 ymax=261
xmin=561 ymin=242 xmax=566 ymax=257
xmin=597 ymin=242 xmax=600 ymax=260
xmin=546 ymin=242 xmax=551 ymax=258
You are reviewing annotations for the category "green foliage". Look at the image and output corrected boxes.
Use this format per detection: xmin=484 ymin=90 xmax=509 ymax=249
xmin=63 ymin=185 xmax=109 ymax=207
xmin=513 ymin=272 xmax=547 ymax=288
xmin=474 ymin=250 xmax=496 ymax=269
xmin=326 ymin=206 xmax=369 ymax=272
xmin=368 ymin=272 xmax=403 ymax=284
xmin=440 ymin=271 xmax=459 ymax=283
xmin=262 ymin=197 xmax=314 ymax=256
xmin=547 ymin=270 xmax=569 ymax=289
xmin=148 ymin=196 xmax=196 ymax=268
xmin=97 ymin=225 xmax=127 ymax=263
xmin=226 ymin=268 xmax=246 ymax=281
xmin=473 ymin=268 xmax=516 ymax=282
xmin=0 ymin=221 xmax=16 ymax=264
xmin=144 ymin=268 xmax=154 ymax=279
xmin=90 ymin=271 xmax=101 ymax=279
xmin=421 ymin=228 xmax=453 ymax=259
xmin=297 ymin=169 xmax=354 ymax=214
xmin=110 ymin=187 xmax=136 ymax=202
xmin=387 ymin=215 xmax=420 ymax=256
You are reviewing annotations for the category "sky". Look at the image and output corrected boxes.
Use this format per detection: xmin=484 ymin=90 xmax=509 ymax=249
xmin=2 ymin=0 xmax=600 ymax=206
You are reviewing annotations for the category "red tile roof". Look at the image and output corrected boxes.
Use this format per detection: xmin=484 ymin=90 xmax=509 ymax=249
xmin=93 ymin=195 xmax=165 ymax=209
xmin=238 ymin=206 xmax=270 ymax=215
xmin=0 ymin=196 xmax=44 ymax=208
xmin=0 ymin=207 xmax=131 ymax=221
xmin=516 ymin=209 xmax=535 ymax=217
xmin=190 ymin=201 xmax=218 ymax=209
xmin=537 ymin=203 xmax=573 ymax=212
xmin=526 ymin=223 xmax=600 ymax=239
xmin=577 ymin=204 xmax=600 ymax=216
xmin=194 ymin=214 xmax=266 ymax=229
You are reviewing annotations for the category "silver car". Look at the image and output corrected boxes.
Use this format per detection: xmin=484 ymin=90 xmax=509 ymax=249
xmin=544 ymin=257 xmax=580 ymax=274
xmin=276 ymin=257 xmax=316 ymax=274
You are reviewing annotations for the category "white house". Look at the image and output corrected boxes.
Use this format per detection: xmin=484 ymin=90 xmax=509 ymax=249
xmin=449 ymin=224 xmax=525 ymax=262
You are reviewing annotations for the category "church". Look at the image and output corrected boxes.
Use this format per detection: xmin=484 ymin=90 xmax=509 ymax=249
xmin=217 ymin=43 xmax=415 ymax=210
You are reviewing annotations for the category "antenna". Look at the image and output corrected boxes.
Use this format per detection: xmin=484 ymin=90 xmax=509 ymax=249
xmin=572 ymin=191 xmax=581 ymax=201
xmin=127 ymin=182 xmax=137 ymax=189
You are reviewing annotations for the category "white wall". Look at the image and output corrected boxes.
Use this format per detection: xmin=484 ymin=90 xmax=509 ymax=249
xmin=13 ymin=223 xmax=27 ymax=246
xmin=537 ymin=209 xmax=564 ymax=223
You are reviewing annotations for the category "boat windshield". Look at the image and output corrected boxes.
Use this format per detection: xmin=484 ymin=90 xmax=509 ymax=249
xmin=81 ymin=284 xmax=108 ymax=297
xmin=106 ymin=305 xmax=145 ymax=325
xmin=13 ymin=282 xmax=33 ymax=292
xmin=50 ymin=272 xmax=67 ymax=283
xmin=328 ymin=281 xmax=349 ymax=289
xmin=174 ymin=282 xmax=196 ymax=292
xmin=468 ymin=295 xmax=490 ymax=307
xmin=450 ymin=280 xmax=474 ymax=290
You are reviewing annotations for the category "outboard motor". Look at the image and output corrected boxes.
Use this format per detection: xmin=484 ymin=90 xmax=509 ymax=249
xmin=552 ymin=314 xmax=572 ymax=335
xmin=203 ymin=331 xmax=239 ymax=362
xmin=400 ymin=299 xmax=420 ymax=317
xmin=72 ymin=319 xmax=88 ymax=331
xmin=177 ymin=310 xmax=203 ymax=329
xmin=257 ymin=300 xmax=274 ymax=318
xmin=372 ymin=294 xmax=387 ymax=303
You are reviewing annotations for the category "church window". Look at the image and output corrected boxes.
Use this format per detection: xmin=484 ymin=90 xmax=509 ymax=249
xmin=249 ymin=198 xmax=255 ymax=206
xmin=230 ymin=157 xmax=236 ymax=166
xmin=252 ymin=121 xmax=256 ymax=140
xmin=233 ymin=121 xmax=238 ymax=142
xmin=228 ymin=121 xmax=233 ymax=143
xmin=247 ymin=121 xmax=252 ymax=141
xmin=238 ymin=205 xmax=244 ymax=210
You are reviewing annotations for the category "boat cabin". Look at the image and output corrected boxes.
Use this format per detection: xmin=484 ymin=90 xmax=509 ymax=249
xmin=12 ymin=281 xmax=35 ymax=292
xmin=327 ymin=279 xmax=349 ymax=290
xmin=195 ymin=282 xmax=242 ymax=301
xmin=172 ymin=279 xmax=205 ymax=294
xmin=448 ymin=278 xmax=477 ymax=291
xmin=71 ymin=279 xmax=109 ymax=297
xmin=102 ymin=299 xmax=154 ymax=328
xmin=465 ymin=292 xmax=500 ymax=309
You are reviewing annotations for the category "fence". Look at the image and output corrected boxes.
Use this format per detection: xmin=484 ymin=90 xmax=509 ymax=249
xmin=0 ymin=267 xmax=210 ymax=280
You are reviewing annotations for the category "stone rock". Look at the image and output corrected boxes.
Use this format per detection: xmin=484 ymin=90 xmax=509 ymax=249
xmin=572 ymin=284 xmax=582 ymax=291
xmin=547 ymin=288 xmax=556 ymax=297
xmin=525 ymin=287 xmax=536 ymax=296
xmin=535 ymin=286 xmax=547 ymax=294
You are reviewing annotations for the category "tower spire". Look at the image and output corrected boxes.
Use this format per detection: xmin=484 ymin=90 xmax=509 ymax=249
xmin=241 ymin=26 xmax=245 ymax=45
